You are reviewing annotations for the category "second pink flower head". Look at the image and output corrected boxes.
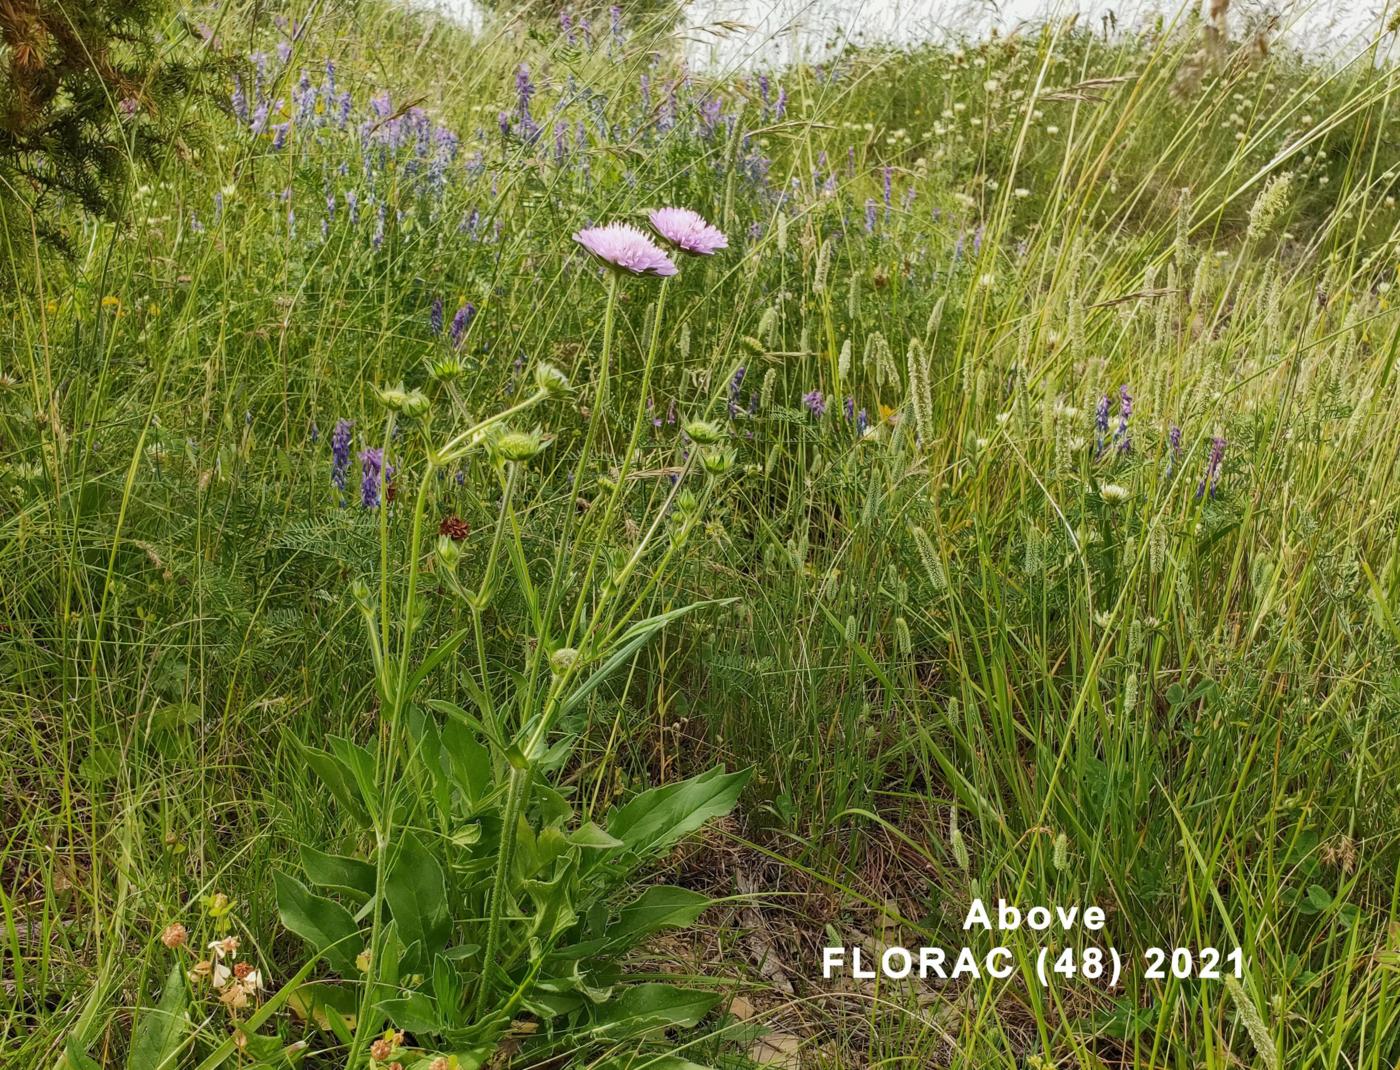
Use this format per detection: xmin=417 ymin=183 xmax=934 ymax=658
xmin=648 ymin=207 xmax=728 ymax=256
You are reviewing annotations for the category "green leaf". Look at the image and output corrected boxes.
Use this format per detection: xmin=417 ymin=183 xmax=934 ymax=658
xmin=1305 ymin=883 xmax=1334 ymax=913
xmin=607 ymin=766 xmax=750 ymax=860
xmin=286 ymin=981 xmax=360 ymax=1037
xmin=328 ymin=736 xmax=379 ymax=816
xmin=588 ymin=983 xmax=721 ymax=1040
xmin=378 ymin=991 xmax=440 ymax=1035
xmin=79 ymin=743 xmax=121 ymax=785
xmin=63 ymin=1037 xmax=102 ymax=1070
xmin=608 ymin=886 xmax=712 ymax=949
xmin=302 ymin=746 xmax=370 ymax=826
xmin=561 ymin=602 xmax=731 ymax=718
xmin=127 ymin=962 xmax=188 ymax=1070
xmin=299 ymin=845 xmax=376 ymax=902
xmin=385 ymin=832 xmax=452 ymax=968
xmin=525 ymin=853 xmax=580 ymax=944
xmin=274 ymin=870 xmax=362 ymax=975
xmin=569 ymin=821 xmax=624 ymax=849
xmin=593 ymin=1058 xmax=717 ymax=1070
xmin=439 ymin=715 xmax=493 ymax=806
xmin=406 ymin=707 xmax=455 ymax=823
xmin=409 ymin=625 xmax=474 ymax=694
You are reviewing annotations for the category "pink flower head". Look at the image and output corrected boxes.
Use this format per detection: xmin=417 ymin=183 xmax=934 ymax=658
xmin=573 ymin=223 xmax=677 ymax=277
xmin=648 ymin=207 xmax=728 ymax=256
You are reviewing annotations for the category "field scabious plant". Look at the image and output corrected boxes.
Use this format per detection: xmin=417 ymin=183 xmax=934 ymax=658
xmin=266 ymin=215 xmax=748 ymax=1068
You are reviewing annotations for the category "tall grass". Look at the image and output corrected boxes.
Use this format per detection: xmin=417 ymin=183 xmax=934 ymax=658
xmin=1 ymin=1 xmax=1398 ymax=1066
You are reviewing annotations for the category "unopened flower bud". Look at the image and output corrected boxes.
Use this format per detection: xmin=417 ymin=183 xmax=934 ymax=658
xmin=700 ymin=446 xmax=736 ymax=477
xmin=435 ymin=535 xmax=462 ymax=570
xmin=491 ymin=428 xmax=547 ymax=463
xmin=534 ymin=362 xmax=571 ymax=396
xmin=683 ymin=419 xmax=724 ymax=445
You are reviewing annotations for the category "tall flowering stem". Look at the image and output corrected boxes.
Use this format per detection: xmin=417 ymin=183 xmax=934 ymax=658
xmin=347 ymin=390 xmax=553 ymax=1067
xmin=474 ymin=269 xmax=621 ymax=1020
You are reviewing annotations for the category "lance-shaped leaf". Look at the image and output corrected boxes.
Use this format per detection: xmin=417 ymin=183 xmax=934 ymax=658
xmin=384 ymin=832 xmax=452 ymax=968
xmin=274 ymin=871 xmax=362 ymax=976
xmin=606 ymin=765 xmax=750 ymax=861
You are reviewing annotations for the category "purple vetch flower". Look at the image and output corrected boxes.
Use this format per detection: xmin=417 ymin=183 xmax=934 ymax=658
xmin=648 ymin=207 xmax=728 ymax=256
xmin=330 ymin=419 xmax=353 ymax=491
xmin=359 ymin=447 xmax=387 ymax=508
xmin=232 ymin=76 xmax=248 ymax=123
xmin=1196 ymin=436 xmax=1226 ymax=498
xmin=429 ymin=297 xmax=444 ymax=335
xmin=803 ymin=389 xmax=827 ymax=417
xmin=1166 ymin=424 xmax=1182 ymax=475
xmin=1094 ymin=394 xmax=1110 ymax=456
xmin=573 ymin=223 xmax=677 ymax=276
xmin=857 ymin=408 xmax=869 ymax=434
xmin=882 ymin=166 xmax=893 ymax=207
xmin=1115 ymin=385 xmax=1133 ymax=453
xmin=865 ymin=199 xmax=877 ymax=234
xmin=727 ymin=366 xmax=746 ymax=419
xmin=450 ymin=303 xmax=476 ymax=347
xmin=700 ymin=97 xmax=722 ymax=135
xmin=516 ymin=64 xmax=535 ymax=118
xmin=844 ymin=396 xmax=855 ymax=420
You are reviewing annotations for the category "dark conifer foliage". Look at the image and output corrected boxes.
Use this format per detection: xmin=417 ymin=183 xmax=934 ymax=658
xmin=0 ymin=0 xmax=215 ymax=247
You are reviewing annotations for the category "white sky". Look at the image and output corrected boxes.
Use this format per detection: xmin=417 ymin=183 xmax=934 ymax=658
xmin=418 ymin=1 xmax=1393 ymax=68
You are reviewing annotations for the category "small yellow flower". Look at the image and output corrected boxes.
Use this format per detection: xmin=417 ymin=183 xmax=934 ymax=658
xmin=101 ymin=295 xmax=122 ymax=313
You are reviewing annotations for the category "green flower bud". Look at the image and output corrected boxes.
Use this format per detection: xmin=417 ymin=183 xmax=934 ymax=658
xmin=700 ymin=446 xmax=736 ymax=477
xmin=375 ymin=382 xmax=430 ymax=417
xmin=683 ymin=419 xmax=725 ymax=446
xmin=534 ymin=362 xmax=571 ymax=396
xmin=490 ymin=427 xmax=548 ymax=463
xmin=428 ymin=354 xmax=468 ymax=382
xmin=549 ymin=647 xmax=579 ymax=676
xmin=349 ymin=578 xmax=373 ymax=613
xmin=435 ymin=534 xmax=462 ymax=570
